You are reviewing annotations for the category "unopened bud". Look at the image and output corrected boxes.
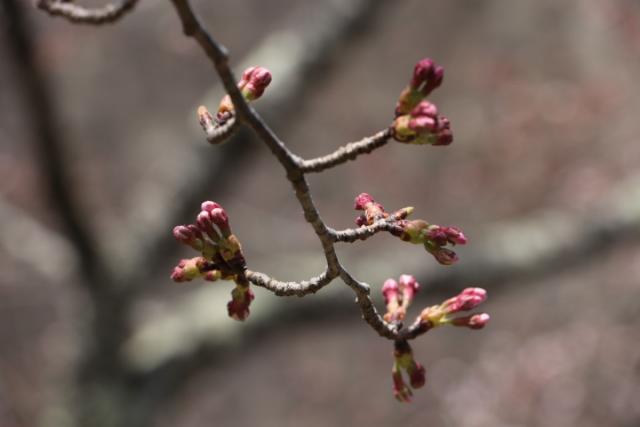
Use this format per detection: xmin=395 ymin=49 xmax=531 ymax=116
xmin=354 ymin=193 xmax=375 ymax=210
xmin=227 ymin=284 xmax=255 ymax=321
xmin=427 ymin=246 xmax=458 ymax=265
xmin=444 ymin=287 xmax=487 ymax=313
xmin=239 ymin=66 xmax=272 ymax=101
xmin=398 ymin=274 xmax=420 ymax=305
xmin=395 ymin=58 xmax=444 ymax=115
xmin=400 ymin=219 xmax=429 ymax=243
xmin=451 ymin=313 xmax=490 ymax=329
xmin=173 ymin=224 xmax=205 ymax=251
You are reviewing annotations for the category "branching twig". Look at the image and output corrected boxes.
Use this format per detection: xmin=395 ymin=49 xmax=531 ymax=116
xmin=300 ymin=128 xmax=393 ymax=173
xmin=36 ymin=0 xmax=139 ymax=24
xmin=168 ymin=0 xmax=425 ymax=341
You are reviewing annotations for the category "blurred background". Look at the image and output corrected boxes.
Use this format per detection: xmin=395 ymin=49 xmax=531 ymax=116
xmin=1 ymin=0 xmax=640 ymax=426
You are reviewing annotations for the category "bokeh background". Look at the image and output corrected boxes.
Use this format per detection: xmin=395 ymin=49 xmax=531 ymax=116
xmin=1 ymin=1 xmax=640 ymax=426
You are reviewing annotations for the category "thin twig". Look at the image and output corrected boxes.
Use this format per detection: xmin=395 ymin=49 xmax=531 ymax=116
xmin=37 ymin=0 xmax=139 ymax=24
xmin=300 ymin=128 xmax=393 ymax=173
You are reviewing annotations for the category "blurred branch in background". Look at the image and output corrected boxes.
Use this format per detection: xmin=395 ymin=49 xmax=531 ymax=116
xmin=37 ymin=0 xmax=139 ymax=24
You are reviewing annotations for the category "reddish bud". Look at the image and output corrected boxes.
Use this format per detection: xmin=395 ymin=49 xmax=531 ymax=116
xmin=398 ymin=274 xmax=420 ymax=303
xmin=196 ymin=210 xmax=221 ymax=242
xmin=392 ymin=367 xmax=413 ymax=403
xmin=173 ymin=224 xmax=205 ymax=251
xmin=355 ymin=214 xmax=367 ymax=227
xmin=393 ymin=101 xmax=453 ymax=146
xmin=444 ymin=287 xmax=487 ymax=313
xmin=239 ymin=66 xmax=272 ymax=101
xmin=410 ymin=59 xmax=444 ymax=97
xmin=382 ymin=279 xmax=399 ymax=304
xmin=170 ymin=257 xmax=209 ymax=282
xmin=227 ymin=285 xmax=255 ymax=321
xmin=201 ymin=201 xmax=222 ymax=212
xmin=409 ymin=362 xmax=426 ymax=389
xmin=428 ymin=246 xmax=458 ymax=265
xmin=451 ymin=313 xmax=490 ymax=329
xmin=210 ymin=207 xmax=231 ymax=237
xmin=354 ymin=193 xmax=375 ymax=210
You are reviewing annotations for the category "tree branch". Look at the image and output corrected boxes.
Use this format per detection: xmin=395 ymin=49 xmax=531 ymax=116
xmin=300 ymin=128 xmax=392 ymax=173
xmin=36 ymin=0 xmax=139 ymax=24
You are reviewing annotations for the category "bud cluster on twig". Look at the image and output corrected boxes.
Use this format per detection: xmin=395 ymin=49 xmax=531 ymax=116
xmin=38 ymin=0 xmax=491 ymax=405
xmin=172 ymin=201 xmax=254 ymax=321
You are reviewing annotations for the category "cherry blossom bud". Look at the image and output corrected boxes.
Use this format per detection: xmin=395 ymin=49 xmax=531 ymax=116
xmin=170 ymin=257 xmax=209 ymax=282
xmin=398 ymin=274 xmax=420 ymax=305
xmin=173 ymin=224 xmax=205 ymax=251
xmin=239 ymin=66 xmax=272 ymax=101
xmin=353 ymin=193 xmax=387 ymax=225
xmin=410 ymin=58 xmax=444 ymax=96
xmin=409 ymin=362 xmax=426 ymax=389
xmin=393 ymin=101 xmax=453 ymax=146
xmin=355 ymin=214 xmax=367 ymax=227
xmin=382 ymin=279 xmax=399 ymax=305
xmin=400 ymin=219 xmax=429 ymax=243
xmin=392 ymin=366 xmax=412 ymax=403
xmin=391 ymin=340 xmax=425 ymax=401
xmin=395 ymin=58 xmax=444 ymax=115
xmin=443 ymin=287 xmax=487 ymax=313
xmin=201 ymin=201 xmax=222 ymax=212
xmin=210 ymin=207 xmax=231 ymax=237
xmin=354 ymin=193 xmax=375 ymax=210
xmin=427 ymin=246 xmax=459 ymax=265
xmin=196 ymin=210 xmax=221 ymax=242
xmin=451 ymin=313 xmax=490 ymax=329
xmin=227 ymin=284 xmax=255 ymax=321
xmin=382 ymin=279 xmax=401 ymax=322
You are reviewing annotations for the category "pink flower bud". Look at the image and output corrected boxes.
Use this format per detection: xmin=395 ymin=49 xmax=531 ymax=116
xmin=411 ymin=58 xmax=444 ymax=96
xmin=201 ymin=201 xmax=222 ymax=212
xmin=451 ymin=313 xmax=490 ymax=329
xmin=354 ymin=193 xmax=375 ymax=210
xmin=398 ymin=274 xmax=420 ymax=301
xmin=210 ymin=207 xmax=231 ymax=237
xmin=444 ymin=288 xmax=487 ymax=313
xmin=355 ymin=214 xmax=367 ymax=227
xmin=196 ymin=210 xmax=221 ymax=242
xmin=173 ymin=224 xmax=205 ymax=251
xmin=382 ymin=279 xmax=399 ymax=304
xmin=170 ymin=257 xmax=208 ymax=282
xmin=239 ymin=66 xmax=272 ymax=101
xmin=227 ymin=285 xmax=255 ymax=321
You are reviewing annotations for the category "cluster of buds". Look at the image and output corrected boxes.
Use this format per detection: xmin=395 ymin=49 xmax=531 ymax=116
xmin=392 ymin=58 xmax=452 ymax=146
xmin=352 ymin=193 xmax=467 ymax=265
xmin=170 ymin=256 xmax=225 ymax=283
xmin=391 ymin=340 xmax=426 ymax=402
xmin=172 ymin=201 xmax=254 ymax=321
xmin=382 ymin=274 xmax=420 ymax=323
xmin=384 ymin=283 xmax=489 ymax=402
xmin=418 ymin=287 xmax=490 ymax=330
xmin=399 ymin=220 xmax=467 ymax=265
xmin=353 ymin=193 xmax=413 ymax=226
xmin=214 ymin=66 xmax=272 ymax=124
